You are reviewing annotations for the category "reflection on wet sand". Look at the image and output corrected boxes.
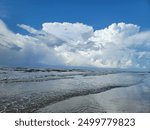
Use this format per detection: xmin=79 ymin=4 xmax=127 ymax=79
xmin=37 ymin=82 xmax=150 ymax=113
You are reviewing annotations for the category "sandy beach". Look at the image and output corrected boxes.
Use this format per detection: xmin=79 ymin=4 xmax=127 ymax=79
xmin=0 ymin=68 xmax=150 ymax=113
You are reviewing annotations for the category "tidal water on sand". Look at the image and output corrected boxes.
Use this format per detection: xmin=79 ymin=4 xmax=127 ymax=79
xmin=0 ymin=67 xmax=150 ymax=113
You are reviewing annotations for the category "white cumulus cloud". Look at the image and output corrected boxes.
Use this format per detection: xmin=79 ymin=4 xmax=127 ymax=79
xmin=0 ymin=19 xmax=150 ymax=69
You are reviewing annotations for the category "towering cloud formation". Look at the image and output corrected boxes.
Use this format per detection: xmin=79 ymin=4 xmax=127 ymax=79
xmin=0 ymin=19 xmax=150 ymax=69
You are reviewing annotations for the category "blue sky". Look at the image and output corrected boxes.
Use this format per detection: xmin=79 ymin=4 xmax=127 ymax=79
xmin=0 ymin=0 xmax=150 ymax=32
xmin=0 ymin=0 xmax=150 ymax=68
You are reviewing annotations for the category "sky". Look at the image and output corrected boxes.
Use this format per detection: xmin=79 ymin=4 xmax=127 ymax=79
xmin=0 ymin=0 xmax=150 ymax=31
xmin=0 ymin=0 xmax=150 ymax=69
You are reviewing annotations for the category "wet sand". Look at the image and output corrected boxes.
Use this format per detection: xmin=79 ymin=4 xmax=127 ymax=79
xmin=0 ymin=68 xmax=150 ymax=113
xmin=37 ymin=81 xmax=150 ymax=113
